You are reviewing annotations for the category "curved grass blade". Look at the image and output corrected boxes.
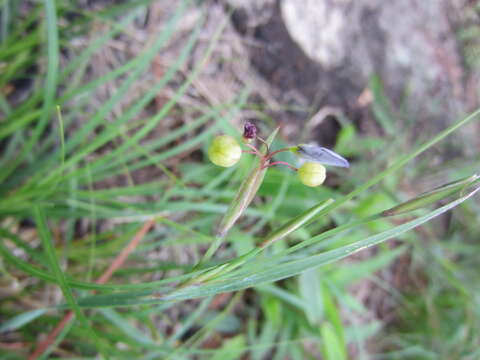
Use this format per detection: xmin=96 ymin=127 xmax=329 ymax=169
xmin=0 ymin=0 xmax=59 ymax=184
xmin=161 ymin=185 xmax=480 ymax=301
xmin=0 ymin=235 xmax=209 ymax=292
xmin=195 ymin=199 xmax=335 ymax=282
xmin=0 ymin=309 xmax=47 ymax=333
xmin=25 ymin=1 xmax=191 ymax=188
xmin=381 ymin=174 xmax=480 ymax=216
xmin=294 ymin=107 xmax=480 ymax=227
xmin=260 ymin=198 xmax=334 ymax=248
xmin=33 ymin=206 xmax=109 ymax=356
xmin=264 ymin=173 xmax=480 ymax=262
xmin=70 ymin=185 xmax=479 ymax=308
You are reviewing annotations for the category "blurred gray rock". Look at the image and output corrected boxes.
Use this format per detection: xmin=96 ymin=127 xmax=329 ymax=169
xmin=281 ymin=0 xmax=466 ymax=122
xmin=226 ymin=0 xmax=478 ymax=140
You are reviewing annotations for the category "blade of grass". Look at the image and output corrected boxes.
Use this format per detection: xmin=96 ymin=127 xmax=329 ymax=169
xmin=320 ymin=322 xmax=347 ymax=360
xmin=28 ymin=311 xmax=75 ymax=360
xmin=192 ymin=198 xmax=336 ymax=284
xmin=0 ymin=236 xmax=208 ymax=291
xmin=91 ymin=90 xmax=249 ymax=183
xmin=70 ymin=185 xmax=480 ymax=308
xmin=262 ymin=110 xmax=480 ymax=259
xmin=29 ymin=217 xmax=156 ymax=359
xmin=248 ymin=171 xmax=291 ymax=234
xmin=328 ymin=107 xmax=480 ymax=209
xmin=1 ymin=0 xmax=10 ymax=46
xmin=55 ymin=105 xmax=65 ymax=169
xmin=98 ymin=308 xmax=159 ymax=347
xmin=0 ymin=0 xmax=59 ymax=183
xmin=167 ymin=292 xmax=244 ymax=359
xmin=61 ymin=12 xmax=227 ymax=183
xmin=381 ymin=174 xmax=480 ymax=216
xmin=210 ymin=187 xmax=480 ymax=295
xmin=0 ymin=309 xmax=47 ymax=333
xmin=260 ymin=199 xmax=335 ymax=249
xmin=59 ymin=10 xmax=140 ymax=82
xmin=165 ymin=296 xmax=213 ymax=347
xmin=86 ymin=163 xmax=96 ymax=282
xmin=36 ymin=317 xmax=75 ymax=360
xmin=33 ymin=206 xmax=108 ymax=358
xmin=20 ymin=0 xmax=191 ymax=189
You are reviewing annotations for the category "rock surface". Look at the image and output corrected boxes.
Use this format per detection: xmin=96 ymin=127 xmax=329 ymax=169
xmin=227 ymin=0 xmax=479 ymax=144
xmin=282 ymin=0 xmax=465 ymax=120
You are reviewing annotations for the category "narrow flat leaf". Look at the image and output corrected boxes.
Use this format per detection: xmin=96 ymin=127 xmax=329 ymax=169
xmin=382 ymin=174 xmax=479 ymax=216
xmin=34 ymin=206 xmax=107 ymax=356
xmin=0 ymin=309 xmax=46 ymax=333
xmin=322 ymin=284 xmax=346 ymax=352
xmin=72 ymin=185 xmax=480 ymax=307
xmin=320 ymin=322 xmax=347 ymax=360
xmin=298 ymin=269 xmax=323 ymax=325
xmin=211 ymin=335 xmax=245 ymax=360
xmin=260 ymin=199 xmax=334 ymax=248
xmin=99 ymin=308 xmax=158 ymax=346
xmin=216 ymin=127 xmax=279 ymax=238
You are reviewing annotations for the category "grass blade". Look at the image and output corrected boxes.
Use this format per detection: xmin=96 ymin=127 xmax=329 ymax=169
xmin=0 ymin=0 xmax=59 ymax=183
xmin=381 ymin=174 xmax=480 ymax=216
xmin=0 ymin=309 xmax=47 ymax=333
xmin=71 ymin=185 xmax=480 ymax=307
xmin=33 ymin=206 xmax=108 ymax=357
xmin=260 ymin=199 xmax=334 ymax=248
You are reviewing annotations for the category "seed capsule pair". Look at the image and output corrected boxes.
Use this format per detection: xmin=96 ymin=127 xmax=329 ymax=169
xmin=207 ymin=123 xmax=349 ymax=187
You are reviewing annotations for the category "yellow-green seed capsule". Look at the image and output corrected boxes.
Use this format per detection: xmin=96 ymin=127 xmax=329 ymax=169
xmin=208 ymin=135 xmax=242 ymax=167
xmin=298 ymin=162 xmax=326 ymax=187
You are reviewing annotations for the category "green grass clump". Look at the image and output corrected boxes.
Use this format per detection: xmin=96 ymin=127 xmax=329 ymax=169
xmin=1 ymin=1 xmax=480 ymax=359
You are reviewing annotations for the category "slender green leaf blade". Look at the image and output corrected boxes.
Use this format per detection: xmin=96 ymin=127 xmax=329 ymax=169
xmin=216 ymin=127 xmax=279 ymax=238
xmin=382 ymin=174 xmax=480 ymax=216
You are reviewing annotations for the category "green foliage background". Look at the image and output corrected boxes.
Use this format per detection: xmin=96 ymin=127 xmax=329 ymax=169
xmin=1 ymin=1 xmax=480 ymax=359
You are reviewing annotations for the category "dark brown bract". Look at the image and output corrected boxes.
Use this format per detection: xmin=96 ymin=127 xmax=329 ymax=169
xmin=243 ymin=121 xmax=257 ymax=140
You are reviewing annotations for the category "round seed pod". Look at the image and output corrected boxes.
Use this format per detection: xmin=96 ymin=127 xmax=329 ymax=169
xmin=298 ymin=162 xmax=326 ymax=187
xmin=208 ymin=135 xmax=242 ymax=167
